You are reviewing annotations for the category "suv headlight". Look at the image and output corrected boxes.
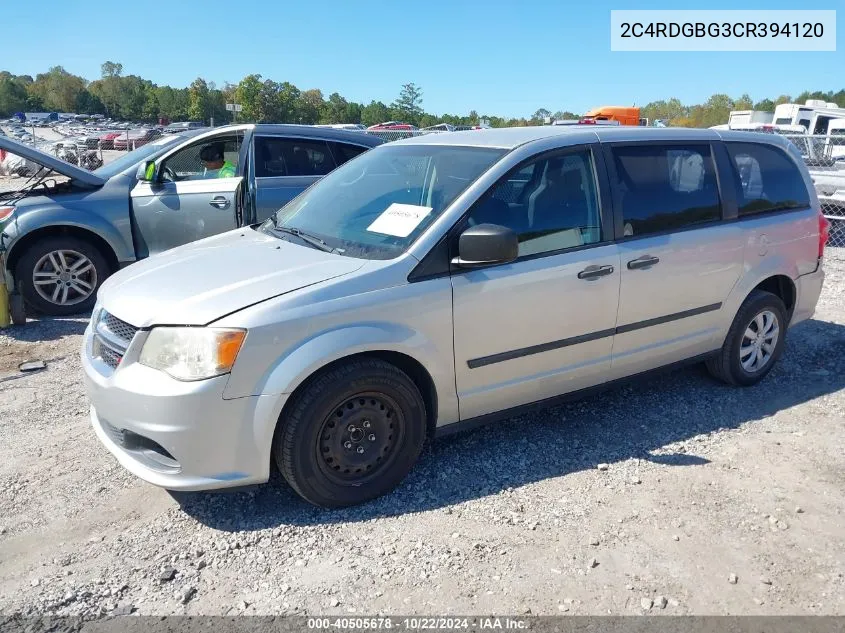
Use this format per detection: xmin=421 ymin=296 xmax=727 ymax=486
xmin=139 ymin=327 xmax=246 ymax=381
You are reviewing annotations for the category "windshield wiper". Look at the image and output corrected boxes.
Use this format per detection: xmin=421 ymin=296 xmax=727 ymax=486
xmin=2 ymin=166 xmax=51 ymax=207
xmin=270 ymin=225 xmax=341 ymax=254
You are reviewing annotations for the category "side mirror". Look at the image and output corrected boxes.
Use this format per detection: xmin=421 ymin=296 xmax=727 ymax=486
xmin=136 ymin=160 xmax=156 ymax=182
xmin=453 ymin=223 xmax=518 ymax=268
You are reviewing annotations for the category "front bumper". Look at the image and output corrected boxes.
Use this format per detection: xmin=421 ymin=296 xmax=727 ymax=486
xmin=82 ymin=324 xmax=288 ymax=491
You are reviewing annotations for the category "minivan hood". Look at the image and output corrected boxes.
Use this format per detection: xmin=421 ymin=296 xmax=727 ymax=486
xmin=0 ymin=136 xmax=105 ymax=187
xmin=97 ymin=228 xmax=367 ymax=327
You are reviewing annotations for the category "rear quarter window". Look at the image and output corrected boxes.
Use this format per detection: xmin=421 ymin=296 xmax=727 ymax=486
xmin=726 ymin=142 xmax=810 ymax=216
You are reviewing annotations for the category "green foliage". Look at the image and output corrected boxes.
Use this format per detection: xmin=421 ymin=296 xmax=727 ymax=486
xmin=297 ymin=89 xmax=324 ymax=124
xmin=28 ymin=66 xmax=86 ymax=112
xmin=734 ymin=93 xmax=754 ymax=110
xmin=75 ymin=89 xmax=104 ymax=115
xmin=753 ymin=98 xmax=776 ymax=112
xmin=101 ymin=61 xmax=123 ymax=79
xmin=152 ymin=86 xmax=190 ymax=122
xmin=321 ymin=92 xmax=349 ymax=124
xmin=532 ymin=108 xmax=552 ymax=123
xmin=361 ymin=100 xmax=390 ymax=127
xmin=188 ymin=77 xmax=211 ymax=123
xmin=390 ymin=83 xmax=423 ymax=124
xmin=0 ymin=76 xmax=29 ymax=115
xmin=1 ymin=62 xmax=844 ymax=132
xmin=234 ymin=74 xmax=263 ymax=122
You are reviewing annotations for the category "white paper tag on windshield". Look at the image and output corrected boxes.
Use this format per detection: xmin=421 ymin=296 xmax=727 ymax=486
xmin=366 ymin=203 xmax=432 ymax=237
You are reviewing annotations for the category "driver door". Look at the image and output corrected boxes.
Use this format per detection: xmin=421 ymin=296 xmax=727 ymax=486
xmin=129 ymin=131 xmax=247 ymax=257
xmin=451 ymin=145 xmax=621 ymax=420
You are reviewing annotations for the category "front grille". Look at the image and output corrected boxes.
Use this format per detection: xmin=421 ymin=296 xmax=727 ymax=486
xmin=95 ymin=342 xmax=123 ymax=369
xmin=101 ymin=312 xmax=138 ymax=345
xmin=92 ymin=310 xmax=138 ymax=369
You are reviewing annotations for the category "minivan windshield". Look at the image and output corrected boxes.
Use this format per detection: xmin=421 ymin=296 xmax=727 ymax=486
xmin=92 ymin=135 xmax=183 ymax=179
xmin=261 ymin=144 xmax=506 ymax=259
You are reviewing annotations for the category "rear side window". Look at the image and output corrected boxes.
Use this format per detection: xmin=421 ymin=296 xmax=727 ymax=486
xmin=254 ymin=137 xmax=337 ymax=177
xmin=610 ymin=144 xmax=721 ymax=237
xmin=726 ymin=143 xmax=810 ymax=216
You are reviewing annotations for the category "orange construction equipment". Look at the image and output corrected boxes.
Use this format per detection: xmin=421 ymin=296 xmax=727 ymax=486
xmin=580 ymin=106 xmax=644 ymax=126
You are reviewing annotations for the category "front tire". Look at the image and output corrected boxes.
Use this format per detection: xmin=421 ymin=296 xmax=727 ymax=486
xmin=706 ymin=290 xmax=787 ymax=386
xmin=16 ymin=236 xmax=111 ymax=316
xmin=9 ymin=294 xmax=26 ymax=325
xmin=274 ymin=358 xmax=427 ymax=508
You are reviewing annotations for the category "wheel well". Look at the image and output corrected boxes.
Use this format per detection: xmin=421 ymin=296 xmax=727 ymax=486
xmin=278 ymin=351 xmax=439 ymax=439
xmin=7 ymin=226 xmax=119 ymax=277
xmin=753 ymin=275 xmax=796 ymax=320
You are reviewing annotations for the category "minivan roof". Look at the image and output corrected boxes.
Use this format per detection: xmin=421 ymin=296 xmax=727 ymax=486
xmin=248 ymin=123 xmax=384 ymax=147
xmin=390 ymin=125 xmax=793 ymax=151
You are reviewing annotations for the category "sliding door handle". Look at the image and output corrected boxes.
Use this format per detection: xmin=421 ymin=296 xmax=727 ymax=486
xmin=627 ymin=255 xmax=660 ymax=270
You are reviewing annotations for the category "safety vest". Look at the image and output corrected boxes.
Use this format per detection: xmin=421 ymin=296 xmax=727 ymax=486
xmin=217 ymin=160 xmax=237 ymax=178
xmin=218 ymin=160 xmax=236 ymax=178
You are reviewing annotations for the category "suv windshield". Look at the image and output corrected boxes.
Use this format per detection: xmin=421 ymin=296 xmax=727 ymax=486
xmin=92 ymin=135 xmax=183 ymax=179
xmin=262 ymin=144 xmax=505 ymax=259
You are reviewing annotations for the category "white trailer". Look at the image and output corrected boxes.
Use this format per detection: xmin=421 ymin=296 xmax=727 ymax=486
xmin=773 ymin=100 xmax=845 ymax=135
xmin=728 ymin=110 xmax=773 ymax=127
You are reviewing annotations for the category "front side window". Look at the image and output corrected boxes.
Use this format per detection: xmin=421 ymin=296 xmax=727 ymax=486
xmin=726 ymin=142 xmax=810 ymax=216
xmin=491 ymin=163 xmax=536 ymax=204
xmin=329 ymin=141 xmax=370 ymax=167
xmin=93 ymin=135 xmax=182 ymax=179
xmin=160 ymin=133 xmax=243 ymax=181
xmin=255 ymin=137 xmax=337 ymax=177
xmin=263 ymin=144 xmax=505 ymax=259
xmin=610 ymin=144 xmax=721 ymax=237
xmin=467 ymin=150 xmax=602 ymax=257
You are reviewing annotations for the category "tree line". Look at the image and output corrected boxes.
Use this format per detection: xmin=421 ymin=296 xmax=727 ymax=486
xmin=1 ymin=62 xmax=843 ymax=129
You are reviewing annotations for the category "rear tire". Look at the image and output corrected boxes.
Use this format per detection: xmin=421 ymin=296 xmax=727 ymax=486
xmin=706 ymin=290 xmax=787 ymax=386
xmin=16 ymin=236 xmax=111 ymax=316
xmin=273 ymin=358 xmax=427 ymax=508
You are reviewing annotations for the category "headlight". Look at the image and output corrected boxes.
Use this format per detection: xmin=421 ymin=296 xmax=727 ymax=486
xmin=139 ymin=327 xmax=246 ymax=381
xmin=90 ymin=300 xmax=102 ymax=328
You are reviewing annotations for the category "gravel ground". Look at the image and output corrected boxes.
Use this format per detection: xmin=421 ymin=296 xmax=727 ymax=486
xmin=0 ymin=254 xmax=844 ymax=618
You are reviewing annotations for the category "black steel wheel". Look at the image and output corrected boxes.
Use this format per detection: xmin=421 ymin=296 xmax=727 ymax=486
xmin=317 ymin=392 xmax=405 ymax=485
xmin=273 ymin=358 xmax=427 ymax=508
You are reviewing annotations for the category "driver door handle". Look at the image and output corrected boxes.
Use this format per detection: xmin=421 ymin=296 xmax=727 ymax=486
xmin=577 ymin=264 xmax=615 ymax=280
xmin=209 ymin=196 xmax=230 ymax=210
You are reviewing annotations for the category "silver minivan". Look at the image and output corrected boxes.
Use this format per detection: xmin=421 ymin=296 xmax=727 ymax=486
xmin=82 ymin=126 xmax=828 ymax=508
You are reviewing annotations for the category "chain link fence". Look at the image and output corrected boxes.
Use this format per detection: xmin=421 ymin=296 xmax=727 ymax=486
xmin=779 ymin=133 xmax=845 ymax=248
xmin=362 ymin=129 xmax=448 ymax=143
